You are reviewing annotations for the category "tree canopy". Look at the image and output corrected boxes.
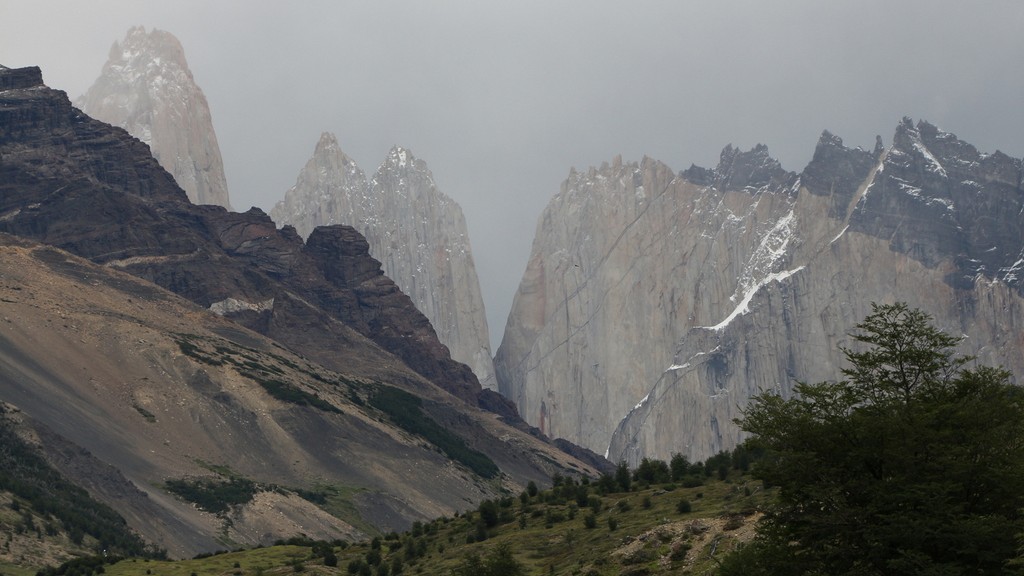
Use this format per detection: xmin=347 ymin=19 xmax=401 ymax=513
xmin=451 ymin=541 xmax=524 ymax=576
xmin=721 ymin=302 xmax=1024 ymax=575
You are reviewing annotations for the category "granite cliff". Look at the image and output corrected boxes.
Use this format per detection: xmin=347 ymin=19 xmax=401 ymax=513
xmin=495 ymin=120 xmax=1024 ymax=464
xmin=271 ymin=134 xmax=496 ymax=389
xmin=76 ymin=26 xmax=232 ymax=209
xmin=0 ymin=65 xmax=598 ymax=556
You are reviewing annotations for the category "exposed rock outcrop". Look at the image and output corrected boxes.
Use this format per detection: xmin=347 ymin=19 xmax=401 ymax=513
xmin=496 ymin=124 xmax=1024 ymax=464
xmin=271 ymin=134 xmax=497 ymax=389
xmin=76 ymin=26 xmax=232 ymax=208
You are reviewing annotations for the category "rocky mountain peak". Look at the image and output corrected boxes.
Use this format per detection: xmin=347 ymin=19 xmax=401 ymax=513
xmin=713 ymin=142 xmax=792 ymax=191
xmin=800 ymin=129 xmax=882 ymax=218
xmin=889 ymin=118 xmax=982 ymax=176
xmin=499 ymin=118 xmax=1024 ymax=465
xmin=272 ymin=137 xmax=498 ymax=390
xmin=106 ymin=26 xmax=188 ymax=78
xmin=77 ymin=27 xmax=231 ymax=209
xmin=0 ymin=65 xmax=43 ymax=90
xmin=890 ymin=117 xmax=943 ymax=168
xmin=816 ymin=129 xmax=845 ymax=149
xmin=680 ymin=143 xmax=793 ymax=193
xmin=849 ymin=118 xmax=1024 ymax=287
xmin=315 ymin=131 xmax=342 ymax=154
xmin=680 ymin=163 xmax=715 ymax=186
xmin=312 ymin=132 xmax=364 ymax=185
xmin=273 ymin=133 xmax=369 ymax=231
xmin=371 ymin=146 xmax=445 ymax=205
xmin=381 ymin=144 xmax=423 ymax=172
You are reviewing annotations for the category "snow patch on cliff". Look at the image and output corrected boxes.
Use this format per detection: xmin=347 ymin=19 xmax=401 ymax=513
xmin=209 ymin=297 xmax=275 ymax=315
xmin=1000 ymin=254 xmax=1024 ymax=283
xmin=704 ymin=266 xmax=805 ymax=331
xmin=913 ymin=141 xmax=948 ymax=177
xmin=830 ymin=225 xmax=850 ymax=244
xmin=728 ymin=208 xmax=797 ymax=300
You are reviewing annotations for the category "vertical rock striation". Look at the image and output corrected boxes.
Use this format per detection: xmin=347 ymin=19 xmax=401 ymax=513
xmin=76 ymin=26 xmax=232 ymax=209
xmin=495 ymin=122 xmax=1024 ymax=464
xmin=271 ymin=134 xmax=496 ymax=388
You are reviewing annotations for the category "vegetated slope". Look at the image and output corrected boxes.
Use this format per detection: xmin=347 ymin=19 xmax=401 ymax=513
xmin=0 ymin=233 xmax=595 ymax=561
xmin=496 ymin=123 xmax=1024 ymax=464
xmin=63 ymin=454 xmax=768 ymax=576
xmin=0 ymin=404 xmax=155 ymax=571
xmin=0 ymin=65 xmax=602 ymax=560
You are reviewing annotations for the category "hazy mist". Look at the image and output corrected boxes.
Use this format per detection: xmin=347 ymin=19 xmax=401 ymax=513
xmin=3 ymin=1 xmax=1022 ymax=348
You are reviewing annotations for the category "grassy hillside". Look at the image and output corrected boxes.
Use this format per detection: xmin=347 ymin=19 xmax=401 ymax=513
xmin=44 ymin=463 xmax=771 ymax=576
xmin=0 ymin=236 xmax=604 ymax=558
xmin=0 ymin=407 xmax=162 ymax=572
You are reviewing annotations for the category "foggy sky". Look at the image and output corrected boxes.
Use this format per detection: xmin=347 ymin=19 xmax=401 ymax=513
xmin=3 ymin=1 xmax=1023 ymax=349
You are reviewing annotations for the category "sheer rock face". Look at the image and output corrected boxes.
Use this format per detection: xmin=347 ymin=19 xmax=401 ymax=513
xmin=76 ymin=26 xmax=231 ymax=209
xmin=271 ymin=134 xmax=497 ymax=389
xmin=496 ymin=123 xmax=1024 ymax=464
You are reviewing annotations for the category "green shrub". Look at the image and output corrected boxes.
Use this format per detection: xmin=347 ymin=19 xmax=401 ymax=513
xmin=723 ymin=515 xmax=744 ymax=531
xmin=478 ymin=499 xmax=499 ymax=527
xmin=250 ymin=375 xmax=340 ymax=413
xmin=369 ymin=386 xmax=498 ymax=478
xmin=324 ymin=548 xmax=338 ymax=567
xmin=165 ymin=477 xmax=257 ymax=514
xmin=681 ymin=476 xmax=703 ymax=488
xmin=670 ymin=542 xmax=691 ymax=561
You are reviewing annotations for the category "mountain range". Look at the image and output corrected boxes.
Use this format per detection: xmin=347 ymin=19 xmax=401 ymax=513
xmin=0 ymin=64 xmax=601 ymax=558
xmin=4 ymin=24 xmax=1024 ymax=563
xmin=496 ymin=120 xmax=1024 ymax=463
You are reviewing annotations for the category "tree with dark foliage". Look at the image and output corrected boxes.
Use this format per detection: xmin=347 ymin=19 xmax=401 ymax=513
xmin=452 ymin=541 xmax=524 ymax=576
xmin=720 ymin=303 xmax=1024 ymax=575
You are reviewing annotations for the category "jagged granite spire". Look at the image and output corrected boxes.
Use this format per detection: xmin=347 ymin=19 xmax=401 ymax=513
xmin=497 ymin=126 xmax=1024 ymax=464
xmin=271 ymin=136 xmax=497 ymax=389
xmin=76 ymin=26 xmax=231 ymax=209
xmin=273 ymin=133 xmax=370 ymax=231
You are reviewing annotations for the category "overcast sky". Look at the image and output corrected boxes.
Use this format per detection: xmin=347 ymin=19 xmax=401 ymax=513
xmin=3 ymin=1 xmax=1023 ymax=348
